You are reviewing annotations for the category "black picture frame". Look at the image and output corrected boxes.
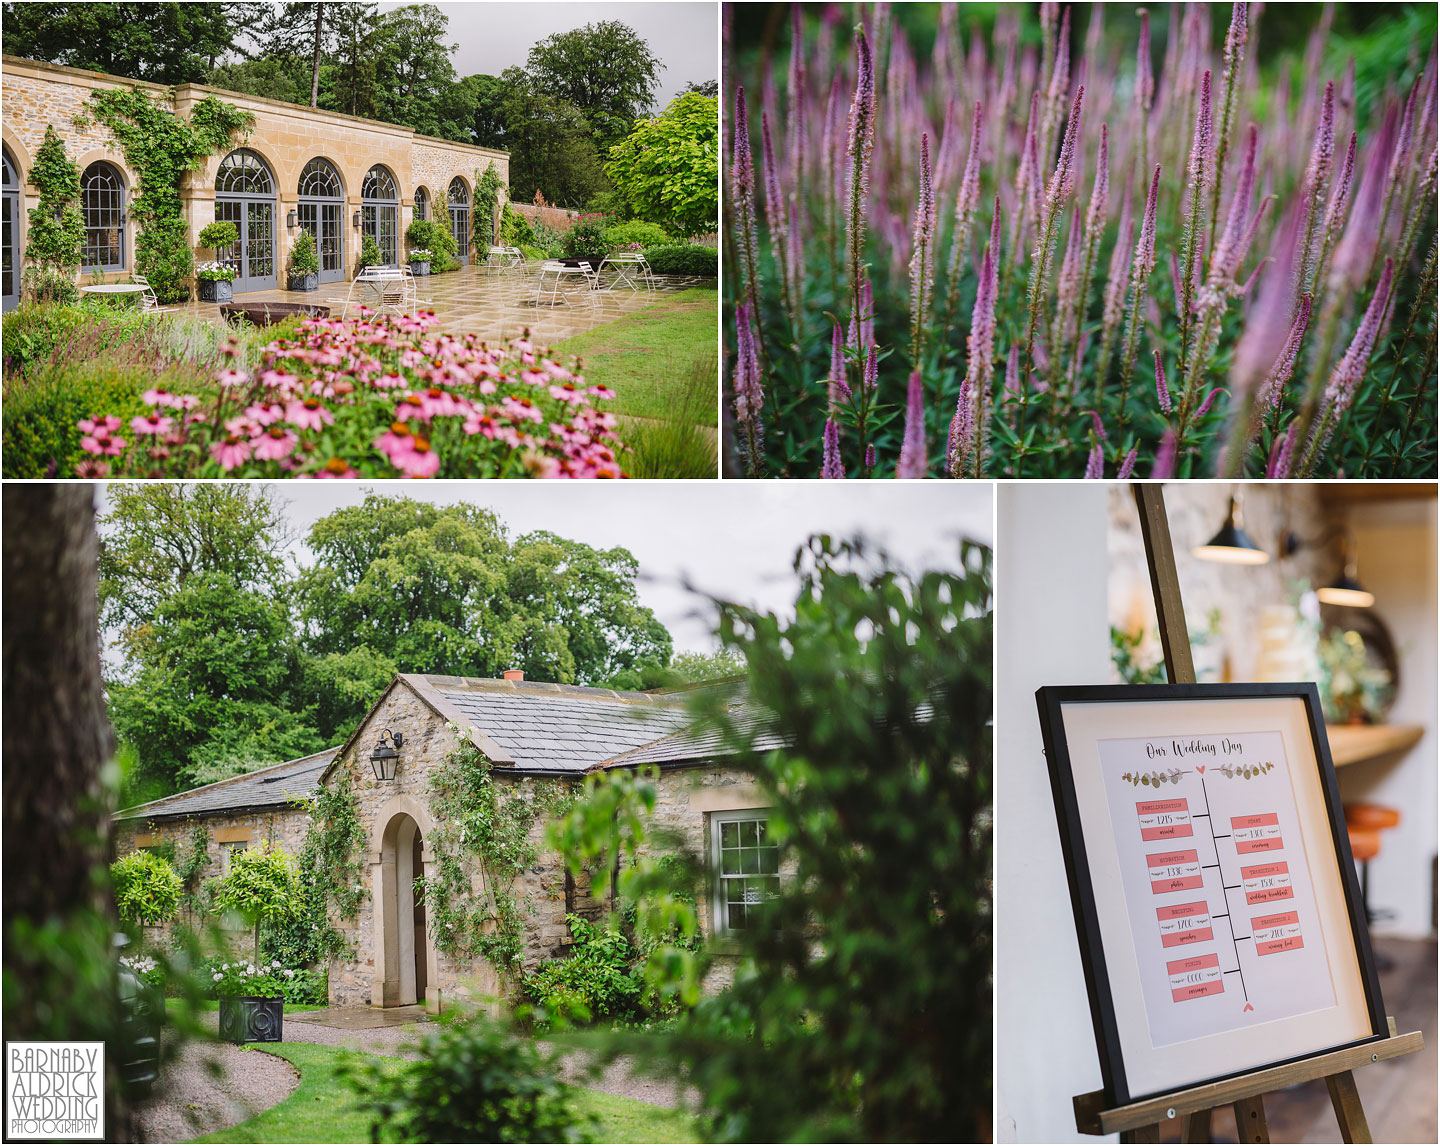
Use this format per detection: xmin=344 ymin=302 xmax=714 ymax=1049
xmin=1034 ymin=681 xmax=1388 ymax=1107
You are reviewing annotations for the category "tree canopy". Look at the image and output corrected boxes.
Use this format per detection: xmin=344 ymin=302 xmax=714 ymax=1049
xmin=526 ymin=20 xmax=664 ymax=152
xmin=605 ymin=92 xmax=719 ymax=238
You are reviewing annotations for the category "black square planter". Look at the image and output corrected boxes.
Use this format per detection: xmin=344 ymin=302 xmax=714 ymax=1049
xmin=218 ymin=995 xmax=283 ymax=1043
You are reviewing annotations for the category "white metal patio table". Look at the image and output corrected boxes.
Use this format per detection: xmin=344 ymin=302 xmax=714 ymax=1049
xmin=597 ymin=252 xmax=654 ymax=293
xmin=79 ymin=283 xmax=146 ymax=308
xmin=534 ymin=260 xmax=598 ymax=308
xmin=340 ymin=266 xmax=416 ymax=319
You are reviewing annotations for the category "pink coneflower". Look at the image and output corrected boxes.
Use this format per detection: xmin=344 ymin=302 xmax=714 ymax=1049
xmin=142 ymin=387 xmax=180 ymax=407
xmin=821 ymin=418 xmax=844 ymax=478
xmin=74 ymin=459 xmax=110 ymax=478
xmin=285 ymin=397 xmax=334 ymax=432
xmin=130 ymin=412 xmax=173 ymax=436
xmin=314 ymin=457 xmax=359 ymax=479
xmin=210 ymin=434 xmax=252 ymax=471
xmin=391 ymin=435 xmax=441 ymax=478
xmin=252 ymin=424 xmax=299 ymax=462
xmin=216 ymin=368 xmax=249 ymax=388
xmin=896 ymin=371 xmax=928 ymax=478
xmin=246 ymin=402 xmax=283 ymax=426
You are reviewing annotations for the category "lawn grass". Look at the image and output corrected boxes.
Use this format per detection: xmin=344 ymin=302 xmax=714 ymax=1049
xmin=190 ymin=1041 xmax=700 ymax=1144
xmin=554 ymin=287 xmax=718 ymax=426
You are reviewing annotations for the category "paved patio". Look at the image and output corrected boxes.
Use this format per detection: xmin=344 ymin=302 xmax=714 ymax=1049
xmin=171 ymin=262 xmax=713 ymax=345
xmin=286 ymin=1004 xmax=430 ymax=1029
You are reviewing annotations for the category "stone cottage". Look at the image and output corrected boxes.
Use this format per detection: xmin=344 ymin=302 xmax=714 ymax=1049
xmin=114 ymin=671 xmax=772 ymax=1013
xmin=2 ymin=55 xmax=509 ymax=310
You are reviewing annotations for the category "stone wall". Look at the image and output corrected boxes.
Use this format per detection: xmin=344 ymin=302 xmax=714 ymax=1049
xmin=511 ymin=202 xmax=581 ymax=234
xmin=1 ymin=55 xmax=507 ymax=288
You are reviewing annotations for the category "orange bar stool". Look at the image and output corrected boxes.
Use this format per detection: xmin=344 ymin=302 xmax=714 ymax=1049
xmin=1346 ymin=803 xmax=1400 ymax=969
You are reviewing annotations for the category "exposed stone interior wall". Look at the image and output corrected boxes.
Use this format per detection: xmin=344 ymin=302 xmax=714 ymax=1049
xmin=1107 ymin=484 xmax=1337 ymax=682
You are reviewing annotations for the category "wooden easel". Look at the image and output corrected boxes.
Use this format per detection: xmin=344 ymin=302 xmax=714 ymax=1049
xmin=1068 ymin=486 xmax=1424 ymax=1144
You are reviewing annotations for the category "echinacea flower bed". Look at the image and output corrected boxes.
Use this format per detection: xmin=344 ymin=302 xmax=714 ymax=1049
xmin=726 ymin=3 xmax=1437 ymax=478
xmin=73 ymin=309 xmax=628 ymax=478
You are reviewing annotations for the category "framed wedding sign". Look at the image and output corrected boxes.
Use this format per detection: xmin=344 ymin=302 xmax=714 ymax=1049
xmin=1035 ymin=682 xmax=1387 ymax=1107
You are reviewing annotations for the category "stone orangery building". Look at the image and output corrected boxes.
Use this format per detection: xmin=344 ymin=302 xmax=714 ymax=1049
xmin=114 ymin=672 xmax=776 ymax=1013
xmin=1 ymin=55 xmax=508 ymax=310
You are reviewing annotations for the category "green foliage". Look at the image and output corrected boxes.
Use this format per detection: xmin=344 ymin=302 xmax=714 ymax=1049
xmin=22 ymin=125 xmax=84 ymax=303
xmin=405 ymin=218 xmax=457 ymax=271
xmin=527 ymin=20 xmax=662 ymax=151
xmin=499 ymin=203 xmax=533 ymax=247
xmin=474 ymin=161 xmax=505 ymax=249
xmin=86 ymin=87 xmax=253 ymax=301
xmin=198 ymin=221 xmax=240 ymax=251
xmin=342 ymin=1010 xmax=598 ymax=1144
xmin=527 ymin=218 xmax=566 ymax=259
xmin=643 ymin=244 xmax=718 ymax=277
xmin=491 ymin=67 xmax=609 ymax=208
xmin=209 ymin=842 xmax=306 ymax=961
xmin=556 ymin=537 xmax=994 ymax=1142
xmin=422 ymin=736 xmax=574 ymax=983
xmin=1110 ymin=625 xmax=1169 ymax=686
xmin=601 ymin=220 xmax=671 ymax=251
xmin=111 ymin=849 xmax=183 ymax=926
xmin=523 ymin=914 xmax=644 ymax=1026
xmin=561 ymin=214 xmax=612 ymax=262
xmin=1 ymin=1 xmax=247 ymax=83
xmin=358 ymin=232 xmax=383 ymax=270
xmin=605 ymin=93 xmax=719 ymax=238
xmin=289 ymin=228 xmax=321 ymax=277
xmin=173 ymin=820 xmax=213 ymax=923
xmin=287 ymin=763 xmax=368 ymax=961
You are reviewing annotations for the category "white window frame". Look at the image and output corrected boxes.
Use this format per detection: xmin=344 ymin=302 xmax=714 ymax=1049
xmin=218 ymin=840 xmax=247 ymax=874
xmin=709 ymin=807 xmax=779 ymax=938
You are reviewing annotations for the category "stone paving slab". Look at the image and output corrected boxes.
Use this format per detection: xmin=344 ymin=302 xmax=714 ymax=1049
xmin=286 ymin=1003 xmax=431 ymax=1029
xmin=171 ymin=263 xmax=714 ymax=347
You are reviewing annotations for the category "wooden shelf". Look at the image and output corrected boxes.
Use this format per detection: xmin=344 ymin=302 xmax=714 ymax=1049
xmin=1325 ymin=723 xmax=1425 ymax=767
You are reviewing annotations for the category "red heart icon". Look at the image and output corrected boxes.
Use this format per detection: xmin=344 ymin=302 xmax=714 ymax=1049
xmin=1196 ymin=765 xmax=1206 ymax=774
xmin=1243 ymin=1003 xmax=1254 ymax=1013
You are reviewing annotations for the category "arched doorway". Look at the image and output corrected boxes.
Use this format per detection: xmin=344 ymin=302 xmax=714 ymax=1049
xmin=361 ymin=164 xmax=399 ymax=267
xmin=80 ymin=161 xmax=126 ymax=274
xmin=215 ymin=149 xmax=277 ymax=292
xmin=297 ymin=157 xmax=344 ymax=284
xmin=374 ymin=809 xmax=435 ymax=1008
xmin=448 ymin=177 xmax=470 ymax=265
xmin=2 ymin=145 xmax=20 ymax=312
xmin=413 ymin=185 xmax=429 ymax=222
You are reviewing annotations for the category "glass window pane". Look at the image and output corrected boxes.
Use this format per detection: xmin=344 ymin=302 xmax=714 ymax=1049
xmin=720 ymin=821 xmax=738 ymax=848
xmin=727 ymin=904 xmax=746 ymax=930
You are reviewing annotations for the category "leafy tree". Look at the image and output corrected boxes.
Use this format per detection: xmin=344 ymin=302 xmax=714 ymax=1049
xmin=681 ymin=79 xmax=719 ymax=99
xmin=369 ymin=3 xmax=458 ymax=137
xmin=206 ymin=56 xmax=311 ymax=106
xmin=111 ymin=850 xmax=182 ymax=927
xmin=98 ymin=484 xmax=291 ymax=650
xmin=495 ymin=67 xmax=608 ymax=207
xmin=605 ymin=92 xmax=719 ymax=238
xmin=209 ymin=841 xmax=306 ymax=960
xmin=450 ymin=72 xmax=510 ymax=149
xmin=323 ymin=0 xmax=381 ymax=118
xmin=526 ymin=20 xmax=663 ymax=151
xmin=1 ymin=1 xmax=251 ymax=82
xmin=553 ymin=536 xmax=994 ymax=1142
xmin=108 ymin=573 xmax=322 ymax=797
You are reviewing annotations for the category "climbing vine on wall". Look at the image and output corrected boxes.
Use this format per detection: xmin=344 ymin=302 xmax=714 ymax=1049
xmin=421 ymin=727 xmax=575 ymax=988
xmin=85 ymin=87 xmax=253 ymax=302
xmin=292 ymin=762 xmax=368 ymax=960
xmin=22 ymin=125 xmax=85 ymax=303
xmin=474 ymin=162 xmax=505 ymax=250
xmin=173 ymin=819 xmax=212 ymax=925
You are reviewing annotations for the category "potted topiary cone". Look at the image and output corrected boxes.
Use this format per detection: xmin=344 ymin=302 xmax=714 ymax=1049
xmin=288 ymin=228 xmax=320 ymax=292
xmin=197 ymin=221 xmax=240 ymax=301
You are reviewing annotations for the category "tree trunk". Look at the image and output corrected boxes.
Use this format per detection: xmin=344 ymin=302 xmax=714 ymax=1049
xmin=2 ymin=484 xmax=129 ymax=1137
xmin=310 ymin=3 xmax=323 ymax=109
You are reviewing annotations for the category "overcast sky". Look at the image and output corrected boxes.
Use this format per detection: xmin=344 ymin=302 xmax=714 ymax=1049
xmin=98 ymin=483 xmax=992 ymax=655
xmin=378 ymin=1 xmax=718 ymax=109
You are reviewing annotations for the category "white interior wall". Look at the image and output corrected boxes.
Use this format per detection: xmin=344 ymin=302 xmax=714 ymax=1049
xmin=996 ymin=483 xmax=1114 ymax=1144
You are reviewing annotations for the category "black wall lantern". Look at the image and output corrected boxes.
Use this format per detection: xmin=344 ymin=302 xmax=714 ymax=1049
xmin=286 ymin=208 xmax=297 ymax=229
xmin=353 ymin=209 xmax=362 ymax=229
xmin=370 ymin=728 xmax=403 ymax=780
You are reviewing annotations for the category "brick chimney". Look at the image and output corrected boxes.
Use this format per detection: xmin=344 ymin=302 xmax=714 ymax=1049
xmin=502 ymin=668 xmax=524 ymax=682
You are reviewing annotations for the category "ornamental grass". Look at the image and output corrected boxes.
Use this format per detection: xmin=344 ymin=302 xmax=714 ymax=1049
xmin=70 ymin=310 xmax=628 ymax=479
xmin=724 ymin=3 xmax=1437 ymax=478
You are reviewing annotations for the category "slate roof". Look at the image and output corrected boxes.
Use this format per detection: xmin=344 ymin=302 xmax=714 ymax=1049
xmin=599 ymin=701 xmax=780 ymax=768
xmin=421 ymin=676 xmax=699 ymax=774
xmin=113 ymin=747 xmax=339 ymax=823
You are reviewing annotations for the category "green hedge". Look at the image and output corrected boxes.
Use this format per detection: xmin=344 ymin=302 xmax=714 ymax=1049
xmin=603 ymin=220 xmax=671 ymax=250
xmin=643 ymin=244 xmax=717 ymax=277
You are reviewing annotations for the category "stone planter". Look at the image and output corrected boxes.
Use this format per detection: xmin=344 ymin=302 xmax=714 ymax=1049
xmin=288 ymin=271 xmax=319 ymax=293
xmin=200 ymin=278 xmax=235 ymax=303
xmin=409 ymin=260 xmax=430 ymax=276
xmin=218 ymin=995 xmax=283 ymax=1044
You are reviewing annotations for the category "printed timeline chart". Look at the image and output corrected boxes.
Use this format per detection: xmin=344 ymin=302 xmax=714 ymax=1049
xmin=1098 ymin=731 xmax=1339 ymax=1048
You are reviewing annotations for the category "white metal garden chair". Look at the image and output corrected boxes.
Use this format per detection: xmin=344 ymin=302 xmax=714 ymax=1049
xmin=597 ymin=252 xmax=654 ymax=294
xmin=534 ymin=260 xmax=599 ymax=308
xmin=130 ymin=273 xmax=180 ymax=313
xmin=485 ymin=245 xmax=523 ymax=271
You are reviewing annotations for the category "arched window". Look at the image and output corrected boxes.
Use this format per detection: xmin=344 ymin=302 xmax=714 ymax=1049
xmin=297 ymin=157 xmax=344 ymax=283
xmin=361 ymin=164 xmax=399 ymax=266
xmin=413 ymin=186 xmax=428 ymax=221
xmin=81 ymin=161 xmax=126 ymax=271
xmin=214 ymin=148 xmax=277 ymax=291
xmin=2 ymin=145 xmax=20 ymax=312
xmin=448 ymin=177 xmax=470 ymax=266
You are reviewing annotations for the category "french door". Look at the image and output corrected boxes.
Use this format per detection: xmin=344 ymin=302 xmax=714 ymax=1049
xmin=215 ymin=197 xmax=277 ymax=292
xmin=297 ymin=200 xmax=344 ymax=283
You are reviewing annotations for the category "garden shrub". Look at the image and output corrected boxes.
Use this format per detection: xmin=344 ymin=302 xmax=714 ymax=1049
xmin=279 ymin=966 xmax=328 ymax=1005
xmin=208 ymin=841 xmax=305 ymax=959
xmin=500 ymin=203 xmax=533 ymax=247
xmin=197 ymin=221 xmax=239 ymax=252
xmin=644 ymin=244 xmax=717 ymax=277
xmin=603 ymin=220 xmax=671 ymax=251
xmin=523 ymin=914 xmax=644 ymax=1026
xmin=527 ymin=219 xmax=566 ymax=259
xmin=405 ymin=218 xmax=458 ymax=272
xmin=343 ymin=1011 xmax=598 ymax=1143
xmin=288 ymin=228 xmax=320 ymax=279
xmin=561 ymin=214 xmax=612 ymax=262
xmin=474 ymin=162 xmax=505 ymax=249
xmin=111 ymin=850 xmax=183 ymax=927
xmin=133 ymin=216 xmax=194 ymax=303
xmin=22 ymin=125 xmax=84 ymax=304
xmin=358 ymin=232 xmax=383 ymax=271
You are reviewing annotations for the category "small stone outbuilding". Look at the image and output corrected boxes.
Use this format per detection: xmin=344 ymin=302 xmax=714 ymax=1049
xmin=115 ymin=671 xmax=774 ymax=1013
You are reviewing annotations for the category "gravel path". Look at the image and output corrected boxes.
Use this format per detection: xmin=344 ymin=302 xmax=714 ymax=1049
xmin=133 ymin=1010 xmax=695 ymax=1142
